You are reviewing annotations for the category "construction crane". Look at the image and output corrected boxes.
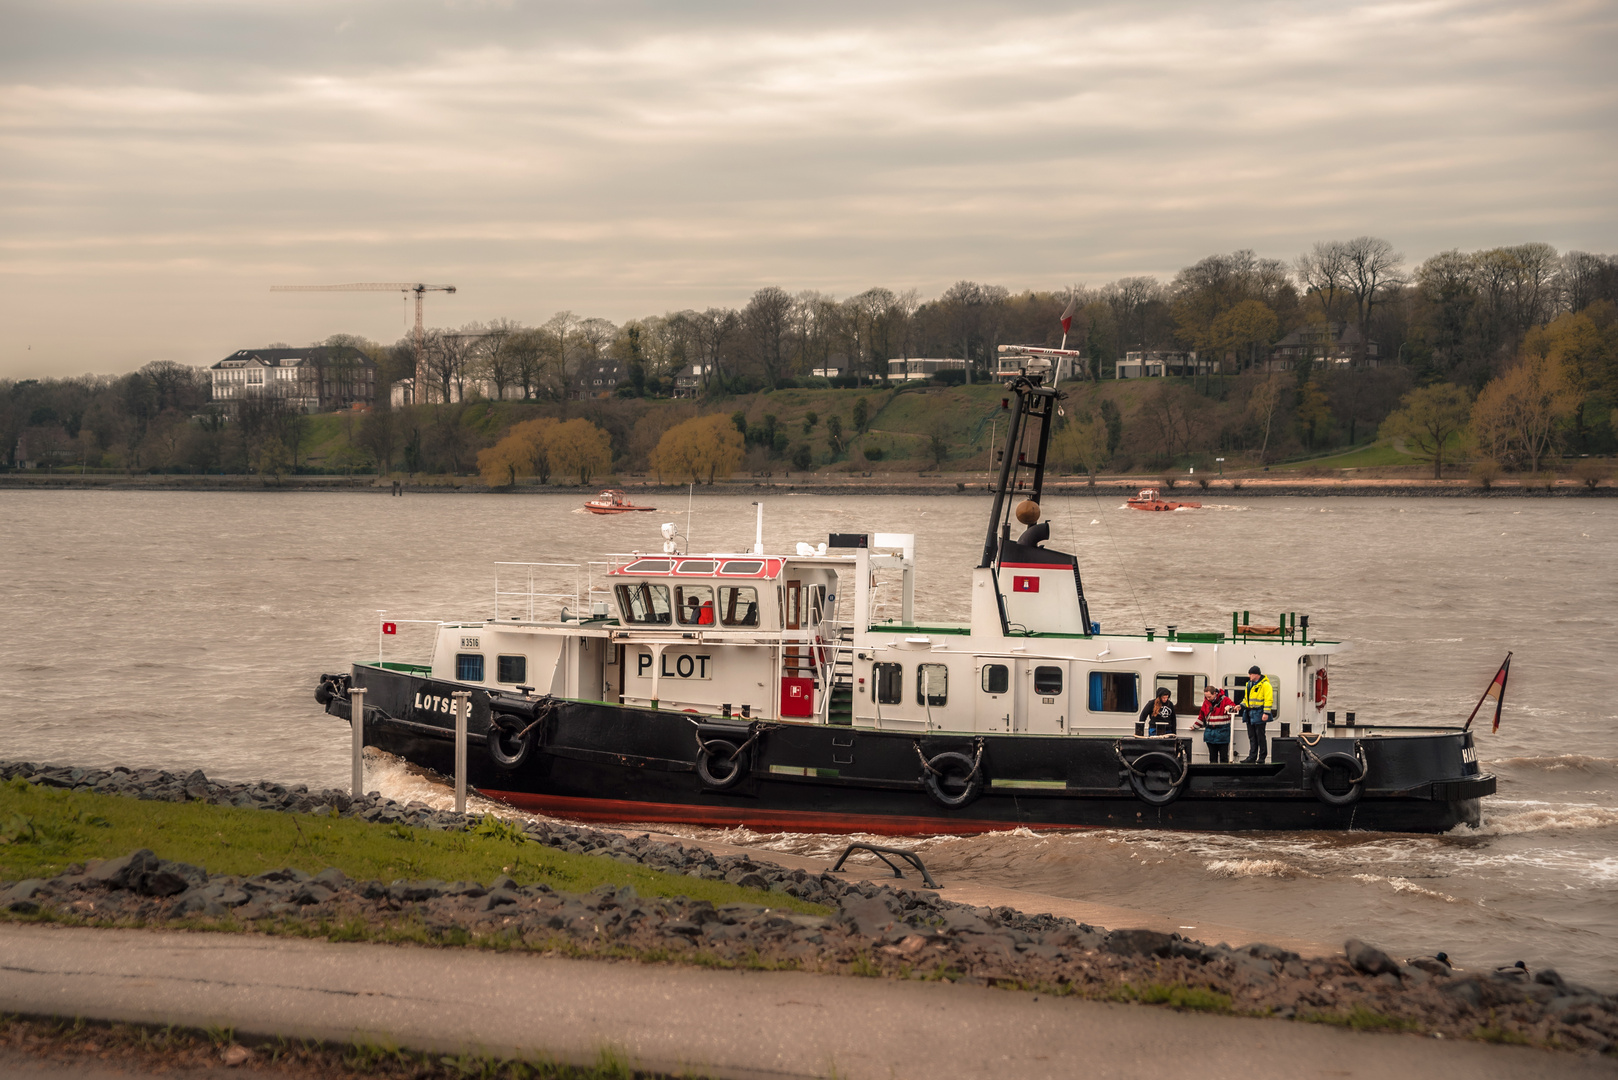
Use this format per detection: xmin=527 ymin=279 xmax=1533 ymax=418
xmin=270 ymin=282 xmax=457 ymax=404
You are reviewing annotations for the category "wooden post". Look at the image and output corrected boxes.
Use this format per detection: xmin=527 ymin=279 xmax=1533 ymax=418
xmin=451 ymin=690 xmax=471 ymax=814
xmin=349 ymin=686 xmax=367 ymax=798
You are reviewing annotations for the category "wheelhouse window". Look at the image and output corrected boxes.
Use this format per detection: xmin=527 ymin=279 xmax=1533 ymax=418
xmin=1034 ymin=666 xmax=1064 ymax=695
xmin=718 ymin=586 xmax=759 ymax=627
xmin=981 ymin=664 xmax=1009 ymax=694
xmin=456 ymin=654 xmax=485 ymax=682
xmin=873 ymin=662 xmax=903 ymax=705
xmin=497 ymin=655 xmax=526 ymax=684
xmin=674 ymin=585 xmax=715 ymax=626
xmin=720 ymin=560 xmax=764 ymax=575
xmin=1088 ymin=671 xmax=1139 ymax=712
xmin=917 ymin=664 xmax=948 ymax=706
xmin=616 ymin=582 xmax=672 ymax=624
xmin=1155 ymin=673 xmax=1208 ymax=715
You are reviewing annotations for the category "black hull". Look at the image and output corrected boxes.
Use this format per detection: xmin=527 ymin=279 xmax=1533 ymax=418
xmin=329 ymin=666 xmax=1493 ymax=835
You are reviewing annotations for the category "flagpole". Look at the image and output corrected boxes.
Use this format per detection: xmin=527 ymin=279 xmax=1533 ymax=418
xmin=1463 ymin=652 xmax=1511 ymax=731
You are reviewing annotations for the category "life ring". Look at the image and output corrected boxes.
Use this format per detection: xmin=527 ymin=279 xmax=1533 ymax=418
xmin=1311 ymin=751 xmax=1366 ymax=806
xmin=486 ymin=712 xmax=536 ymax=770
xmin=1125 ymin=750 xmax=1188 ymax=807
xmin=920 ymin=751 xmax=983 ymax=809
xmin=696 ymin=738 xmax=750 ymax=789
xmin=1313 ymin=669 xmax=1329 ymax=708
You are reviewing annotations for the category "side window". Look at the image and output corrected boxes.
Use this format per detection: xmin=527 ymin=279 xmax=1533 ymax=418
xmin=674 ymin=585 xmax=715 ymax=626
xmin=718 ymin=586 xmax=759 ymax=627
xmin=1223 ymin=674 xmax=1250 ymax=706
xmin=497 ymin=655 xmax=526 ymax=683
xmin=456 ymin=653 xmax=485 ymax=682
xmin=615 ymin=583 xmax=672 ymax=624
xmin=1087 ymin=671 xmax=1140 ymax=712
xmin=1155 ymin=673 xmax=1208 ymax=715
xmin=981 ymin=664 xmax=1009 ymax=694
xmin=1034 ymin=666 xmax=1064 ymax=695
xmin=917 ymin=664 xmax=948 ymax=706
xmin=873 ymin=662 xmax=904 ymax=705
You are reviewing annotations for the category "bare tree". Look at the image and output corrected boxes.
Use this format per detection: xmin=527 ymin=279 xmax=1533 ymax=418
xmin=743 ymin=286 xmax=794 ymax=387
xmin=422 ymin=329 xmax=482 ymax=403
xmin=1341 ymin=237 xmax=1406 ymax=365
xmin=1104 ymin=277 xmax=1162 ymax=351
xmin=686 ymin=308 xmax=741 ymax=390
xmin=477 ymin=319 xmax=524 ymax=400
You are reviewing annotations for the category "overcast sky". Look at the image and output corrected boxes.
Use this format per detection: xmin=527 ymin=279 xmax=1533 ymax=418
xmin=2 ymin=0 xmax=1614 ymax=378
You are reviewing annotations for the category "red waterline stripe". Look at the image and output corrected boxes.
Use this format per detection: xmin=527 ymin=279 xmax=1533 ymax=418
xmin=476 ymin=790 xmax=1093 ymax=837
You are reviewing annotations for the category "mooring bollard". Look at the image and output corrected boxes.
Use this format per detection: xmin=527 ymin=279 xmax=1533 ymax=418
xmin=349 ymin=685 xmax=367 ymax=797
xmin=452 ymin=690 xmax=471 ymax=814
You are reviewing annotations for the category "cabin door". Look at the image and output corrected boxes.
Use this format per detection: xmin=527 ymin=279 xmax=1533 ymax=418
xmin=780 ymin=580 xmax=814 ymax=717
xmin=1021 ymin=660 xmax=1069 ymax=735
xmin=976 ymin=661 xmax=1014 ymax=733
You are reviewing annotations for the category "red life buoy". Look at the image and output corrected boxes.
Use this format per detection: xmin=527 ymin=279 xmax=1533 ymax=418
xmin=1313 ymin=669 xmax=1329 ymax=708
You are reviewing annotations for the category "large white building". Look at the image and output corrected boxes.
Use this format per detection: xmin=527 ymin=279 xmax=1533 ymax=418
xmin=886 ymin=357 xmax=967 ymax=381
xmin=210 ymin=347 xmax=376 ymax=412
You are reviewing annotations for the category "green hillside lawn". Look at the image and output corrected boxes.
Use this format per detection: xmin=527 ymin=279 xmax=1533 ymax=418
xmin=0 ymin=779 xmax=826 ymax=914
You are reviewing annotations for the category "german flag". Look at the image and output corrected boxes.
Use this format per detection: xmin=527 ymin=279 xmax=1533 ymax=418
xmin=1465 ymin=653 xmax=1512 ymax=733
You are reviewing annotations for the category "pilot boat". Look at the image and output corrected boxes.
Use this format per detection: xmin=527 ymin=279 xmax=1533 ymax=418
xmin=316 ymin=357 xmax=1494 ymax=834
xmin=1127 ymin=488 xmax=1200 ymax=511
xmin=584 ymin=489 xmax=656 ymax=514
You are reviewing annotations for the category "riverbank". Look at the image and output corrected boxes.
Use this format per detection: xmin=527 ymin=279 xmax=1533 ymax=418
xmin=4 ymin=760 xmax=1614 ymax=1057
xmin=1 ymin=472 xmax=1613 ymax=496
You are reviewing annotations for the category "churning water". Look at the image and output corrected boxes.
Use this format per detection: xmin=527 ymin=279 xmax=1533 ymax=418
xmin=3 ymin=489 xmax=1615 ymax=981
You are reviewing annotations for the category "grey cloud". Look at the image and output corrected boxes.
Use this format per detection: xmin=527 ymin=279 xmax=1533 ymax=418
xmin=1 ymin=0 xmax=1613 ymax=375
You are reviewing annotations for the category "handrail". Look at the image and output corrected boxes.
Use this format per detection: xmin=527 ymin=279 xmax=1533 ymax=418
xmin=494 ymin=562 xmax=582 ymax=622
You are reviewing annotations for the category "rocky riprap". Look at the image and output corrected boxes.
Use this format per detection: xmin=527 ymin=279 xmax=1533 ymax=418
xmin=4 ymin=760 xmax=1616 ymax=1054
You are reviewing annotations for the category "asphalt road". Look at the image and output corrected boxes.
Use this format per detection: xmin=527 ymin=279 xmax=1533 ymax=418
xmin=2 ymin=924 xmax=1610 ymax=1080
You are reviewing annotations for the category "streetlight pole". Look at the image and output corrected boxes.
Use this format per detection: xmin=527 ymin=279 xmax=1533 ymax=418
xmin=1216 ymin=457 xmax=1225 ymax=478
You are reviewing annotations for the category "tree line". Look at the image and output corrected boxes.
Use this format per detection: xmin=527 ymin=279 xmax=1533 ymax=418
xmin=4 ymin=238 xmax=1615 ymax=475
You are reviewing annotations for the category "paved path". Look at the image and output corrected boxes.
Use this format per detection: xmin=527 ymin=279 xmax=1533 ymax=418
xmin=2 ymin=924 xmax=1607 ymax=1080
xmin=639 ymin=828 xmax=1338 ymax=958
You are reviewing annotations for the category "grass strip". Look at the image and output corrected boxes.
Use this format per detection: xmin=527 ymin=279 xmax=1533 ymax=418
xmin=0 ymin=1013 xmax=671 ymax=1079
xmin=0 ymin=779 xmax=827 ymax=915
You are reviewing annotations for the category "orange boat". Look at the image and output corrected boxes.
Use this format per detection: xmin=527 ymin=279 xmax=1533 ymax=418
xmin=1126 ymin=487 xmax=1201 ymax=512
xmin=583 ymin=489 xmax=656 ymax=515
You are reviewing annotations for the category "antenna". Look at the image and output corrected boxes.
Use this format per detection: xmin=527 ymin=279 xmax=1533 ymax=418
xmin=686 ymin=483 xmax=694 ymax=552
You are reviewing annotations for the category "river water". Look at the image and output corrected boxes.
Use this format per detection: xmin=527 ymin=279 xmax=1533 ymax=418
xmin=4 ymin=490 xmax=1615 ymax=981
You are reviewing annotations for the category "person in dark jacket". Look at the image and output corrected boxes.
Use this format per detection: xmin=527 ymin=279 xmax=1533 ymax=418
xmin=1140 ymin=687 xmax=1177 ymax=736
xmin=1192 ymin=684 xmax=1234 ymax=763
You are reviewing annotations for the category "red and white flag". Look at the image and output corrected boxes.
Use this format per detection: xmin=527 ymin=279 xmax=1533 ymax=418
xmin=1464 ymin=653 xmax=1511 ymax=732
xmin=1060 ymin=294 xmax=1076 ymax=335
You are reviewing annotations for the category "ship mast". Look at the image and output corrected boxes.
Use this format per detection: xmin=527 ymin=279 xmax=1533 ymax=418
xmin=978 ymin=368 xmax=1061 ymax=569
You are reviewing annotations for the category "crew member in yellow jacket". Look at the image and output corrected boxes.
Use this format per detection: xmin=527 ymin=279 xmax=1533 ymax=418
xmin=1242 ymin=664 xmax=1275 ymax=763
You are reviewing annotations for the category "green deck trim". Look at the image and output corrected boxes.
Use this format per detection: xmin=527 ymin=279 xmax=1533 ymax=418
xmin=768 ymin=765 xmax=843 ymax=778
xmin=365 ymin=661 xmax=432 ymax=676
xmin=989 ymin=779 xmax=1067 ymax=790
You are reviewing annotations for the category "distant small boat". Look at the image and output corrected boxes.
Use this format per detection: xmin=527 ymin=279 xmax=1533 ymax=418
xmin=584 ymin=489 xmax=656 ymax=515
xmin=1127 ymin=487 xmax=1201 ymax=512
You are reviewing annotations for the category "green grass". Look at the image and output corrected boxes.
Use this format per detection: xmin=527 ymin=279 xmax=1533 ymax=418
xmin=1269 ymin=440 xmax=1413 ymax=470
xmin=0 ymin=779 xmax=827 ymax=915
xmin=1113 ymin=982 xmax=1235 ymax=1013
xmin=0 ymin=1014 xmax=659 ymax=1080
xmin=1301 ymin=1004 xmax=1420 ymax=1032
